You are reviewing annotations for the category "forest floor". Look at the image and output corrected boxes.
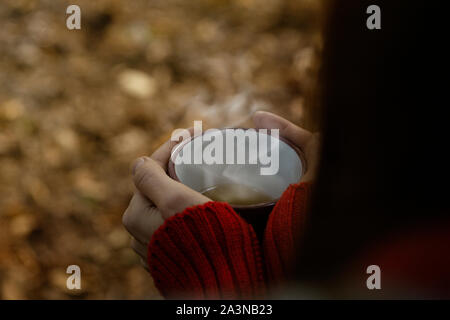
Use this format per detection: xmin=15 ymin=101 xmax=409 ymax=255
xmin=0 ymin=0 xmax=320 ymax=299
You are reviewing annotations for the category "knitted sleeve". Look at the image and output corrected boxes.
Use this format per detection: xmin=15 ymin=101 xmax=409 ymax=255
xmin=264 ymin=182 xmax=311 ymax=286
xmin=147 ymin=201 xmax=265 ymax=299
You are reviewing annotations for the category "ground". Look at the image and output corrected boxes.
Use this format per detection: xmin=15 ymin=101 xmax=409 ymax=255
xmin=0 ymin=0 xmax=320 ymax=299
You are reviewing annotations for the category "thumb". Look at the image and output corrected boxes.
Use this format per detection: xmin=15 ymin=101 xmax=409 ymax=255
xmin=131 ymin=156 xmax=211 ymax=218
xmin=131 ymin=156 xmax=175 ymax=209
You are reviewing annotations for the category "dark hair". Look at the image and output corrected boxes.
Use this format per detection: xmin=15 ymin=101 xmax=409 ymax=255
xmin=296 ymin=0 xmax=450 ymax=284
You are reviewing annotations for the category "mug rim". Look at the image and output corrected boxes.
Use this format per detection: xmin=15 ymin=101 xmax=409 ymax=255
xmin=167 ymin=127 xmax=307 ymax=210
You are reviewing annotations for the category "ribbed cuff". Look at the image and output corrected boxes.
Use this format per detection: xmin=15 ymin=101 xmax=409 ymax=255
xmin=148 ymin=201 xmax=266 ymax=299
xmin=264 ymin=182 xmax=311 ymax=284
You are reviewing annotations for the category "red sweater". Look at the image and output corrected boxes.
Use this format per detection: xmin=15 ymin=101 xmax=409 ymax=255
xmin=147 ymin=182 xmax=310 ymax=299
xmin=147 ymin=182 xmax=450 ymax=299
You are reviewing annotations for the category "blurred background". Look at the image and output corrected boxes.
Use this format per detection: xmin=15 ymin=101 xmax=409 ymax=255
xmin=0 ymin=0 xmax=320 ymax=299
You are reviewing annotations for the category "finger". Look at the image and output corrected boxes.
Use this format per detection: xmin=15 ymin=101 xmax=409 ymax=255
xmin=132 ymin=157 xmax=177 ymax=209
xmin=122 ymin=192 xmax=165 ymax=244
xmin=140 ymin=258 xmax=150 ymax=272
xmin=299 ymin=133 xmax=321 ymax=182
xmin=151 ymin=127 xmax=195 ymax=170
xmin=253 ymin=111 xmax=312 ymax=149
xmin=132 ymin=156 xmax=210 ymax=218
xmin=131 ymin=237 xmax=148 ymax=259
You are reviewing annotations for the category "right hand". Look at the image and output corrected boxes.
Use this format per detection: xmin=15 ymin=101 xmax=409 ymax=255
xmin=253 ymin=111 xmax=320 ymax=183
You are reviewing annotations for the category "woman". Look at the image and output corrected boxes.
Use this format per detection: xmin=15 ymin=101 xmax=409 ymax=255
xmin=123 ymin=0 xmax=450 ymax=299
xmin=123 ymin=111 xmax=317 ymax=298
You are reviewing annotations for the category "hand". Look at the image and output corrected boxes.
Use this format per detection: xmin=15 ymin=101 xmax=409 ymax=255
xmin=253 ymin=111 xmax=320 ymax=183
xmin=122 ymin=135 xmax=211 ymax=269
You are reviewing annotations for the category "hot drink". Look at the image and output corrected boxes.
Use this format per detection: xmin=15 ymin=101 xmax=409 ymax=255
xmin=201 ymin=183 xmax=274 ymax=206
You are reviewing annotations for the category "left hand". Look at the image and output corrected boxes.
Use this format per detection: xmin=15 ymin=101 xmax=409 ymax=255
xmin=122 ymin=135 xmax=211 ymax=270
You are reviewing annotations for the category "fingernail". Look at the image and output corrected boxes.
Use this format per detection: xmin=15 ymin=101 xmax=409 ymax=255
xmin=132 ymin=158 xmax=145 ymax=175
